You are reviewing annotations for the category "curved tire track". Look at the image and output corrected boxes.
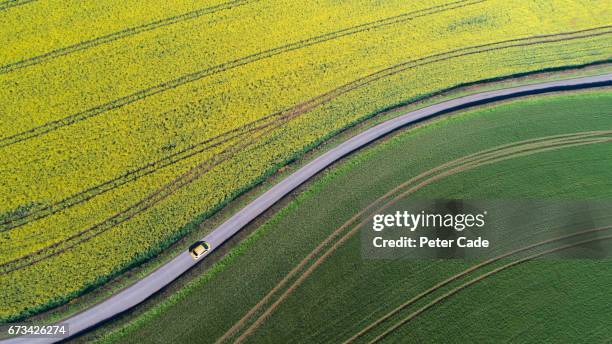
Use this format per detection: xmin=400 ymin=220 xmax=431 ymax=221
xmin=0 ymin=0 xmax=35 ymax=11
xmin=0 ymin=109 xmax=282 ymax=231
xmin=346 ymin=227 xmax=612 ymax=342
xmin=0 ymin=0 xmax=255 ymax=74
xmin=367 ymin=235 xmax=612 ymax=344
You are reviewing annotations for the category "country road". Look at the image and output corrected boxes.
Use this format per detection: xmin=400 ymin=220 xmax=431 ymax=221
xmin=3 ymin=73 xmax=611 ymax=344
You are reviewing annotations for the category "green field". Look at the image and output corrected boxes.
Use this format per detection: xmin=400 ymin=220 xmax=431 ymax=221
xmin=97 ymin=89 xmax=612 ymax=343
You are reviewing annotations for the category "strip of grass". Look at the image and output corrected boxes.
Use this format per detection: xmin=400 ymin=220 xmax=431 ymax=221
xmin=100 ymin=89 xmax=612 ymax=343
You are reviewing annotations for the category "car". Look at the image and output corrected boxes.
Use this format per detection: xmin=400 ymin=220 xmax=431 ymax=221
xmin=189 ymin=241 xmax=211 ymax=260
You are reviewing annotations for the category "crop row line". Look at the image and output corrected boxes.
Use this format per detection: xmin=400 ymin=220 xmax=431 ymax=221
xmin=2 ymin=26 xmax=607 ymax=232
xmin=0 ymin=0 xmax=256 ymax=74
xmin=0 ymin=101 xmax=312 ymax=274
xmin=0 ymin=0 xmax=34 ymax=11
xmin=0 ymin=4 xmax=514 ymax=229
xmin=0 ymin=113 xmax=278 ymax=231
xmin=0 ymin=0 xmax=483 ymax=148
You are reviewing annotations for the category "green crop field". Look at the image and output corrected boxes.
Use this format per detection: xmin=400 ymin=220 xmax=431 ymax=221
xmin=97 ymin=89 xmax=612 ymax=343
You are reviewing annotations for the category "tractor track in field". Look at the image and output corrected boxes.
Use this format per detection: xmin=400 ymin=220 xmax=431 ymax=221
xmin=0 ymin=0 xmax=256 ymax=74
xmin=366 ymin=234 xmax=612 ymax=343
xmin=2 ymin=27 xmax=609 ymax=234
xmin=0 ymin=109 xmax=300 ymax=274
xmin=0 ymin=110 xmax=282 ymax=231
xmin=0 ymin=0 xmax=34 ymax=11
xmin=0 ymin=0 xmax=520 ymax=148
xmin=347 ymin=226 xmax=612 ymax=342
xmin=224 ymin=132 xmax=612 ymax=343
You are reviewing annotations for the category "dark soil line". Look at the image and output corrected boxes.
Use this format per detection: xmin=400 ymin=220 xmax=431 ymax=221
xmin=0 ymin=0 xmax=35 ymax=11
xmin=0 ymin=0 xmax=255 ymax=74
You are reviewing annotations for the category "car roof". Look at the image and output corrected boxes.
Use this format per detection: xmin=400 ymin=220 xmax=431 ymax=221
xmin=189 ymin=241 xmax=206 ymax=251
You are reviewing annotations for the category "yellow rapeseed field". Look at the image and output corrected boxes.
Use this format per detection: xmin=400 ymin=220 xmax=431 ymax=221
xmin=0 ymin=0 xmax=610 ymax=321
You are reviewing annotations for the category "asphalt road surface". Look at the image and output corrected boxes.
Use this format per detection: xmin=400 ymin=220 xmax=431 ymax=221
xmin=3 ymin=73 xmax=611 ymax=344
